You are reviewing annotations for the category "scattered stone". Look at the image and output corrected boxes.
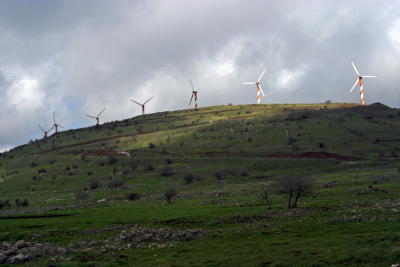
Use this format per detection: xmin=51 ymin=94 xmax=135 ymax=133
xmin=324 ymin=181 xmax=338 ymax=188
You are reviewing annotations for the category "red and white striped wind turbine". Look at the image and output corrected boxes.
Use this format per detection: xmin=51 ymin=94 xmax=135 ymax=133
xmin=189 ymin=80 xmax=198 ymax=109
xmin=50 ymin=112 xmax=63 ymax=134
xmin=38 ymin=125 xmax=50 ymax=138
xmin=349 ymin=62 xmax=377 ymax=106
xmin=130 ymin=96 xmax=154 ymax=115
xmin=242 ymin=69 xmax=266 ymax=104
xmin=86 ymin=108 xmax=106 ymax=126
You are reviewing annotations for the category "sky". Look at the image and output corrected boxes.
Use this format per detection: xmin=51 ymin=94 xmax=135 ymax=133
xmin=1 ymin=0 xmax=400 ymax=151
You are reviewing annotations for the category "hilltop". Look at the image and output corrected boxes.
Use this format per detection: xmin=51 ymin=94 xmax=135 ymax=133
xmin=1 ymin=102 xmax=400 ymax=266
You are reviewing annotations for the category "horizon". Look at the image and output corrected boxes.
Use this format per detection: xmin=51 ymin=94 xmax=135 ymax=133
xmin=1 ymin=0 xmax=400 ymax=151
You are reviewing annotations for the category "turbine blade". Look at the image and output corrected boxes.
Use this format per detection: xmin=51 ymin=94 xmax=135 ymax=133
xmin=190 ymin=80 xmax=195 ymax=91
xmin=258 ymin=84 xmax=265 ymax=96
xmin=257 ymin=69 xmax=266 ymax=82
xmin=189 ymin=93 xmax=194 ymax=106
xmin=242 ymin=82 xmax=256 ymax=85
xmin=362 ymin=75 xmax=377 ymax=78
xmin=38 ymin=125 xmax=45 ymax=132
xmin=130 ymin=99 xmax=142 ymax=106
xmin=144 ymin=96 xmax=154 ymax=104
xmin=350 ymin=78 xmax=359 ymax=93
xmin=86 ymin=114 xmax=96 ymax=119
xmin=351 ymin=62 xmax=360 ymax=76
xmin=97 ymin=107 xmax=106 ymax=117
xmin=53 ymin=112 xmax=56 ymax=124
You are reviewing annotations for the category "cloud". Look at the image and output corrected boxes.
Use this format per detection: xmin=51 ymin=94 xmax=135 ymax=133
xmin=0 ymin=0 xmax=399 ymax=150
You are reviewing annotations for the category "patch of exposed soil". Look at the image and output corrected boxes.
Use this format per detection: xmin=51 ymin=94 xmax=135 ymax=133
xmin=264 ymin=152 xmax=353 ymax=161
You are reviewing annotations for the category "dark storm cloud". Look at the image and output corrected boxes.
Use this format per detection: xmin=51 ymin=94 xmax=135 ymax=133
xmin=0 ymin=0 xmax=399 ymax=151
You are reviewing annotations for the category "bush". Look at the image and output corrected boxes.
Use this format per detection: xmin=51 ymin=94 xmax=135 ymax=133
xmin=38 ymin=168 xmax=47 ymax=174
xmin=108 ymin=179 xmax=124 ymax=189
xmin=108 ymin=156 xmax=118 ymax=164
xmin=148 ymin=143 xmax=156 ymax=149
xmin=183 ymin=173 xmax=195 ymax=184
xmin=144 ymin=165 xmax=154 ymax=171
xmin=160 ymin=166 xmax=175 ymax=176
xmin=30 ymin=162 xmax=38 ymax=168
xmin=214 ymin=170 xmax=225 ymax=180
xmin=0 ymin=200 xmax=11 ymax=209
xmin=15 ymin=199 xmax=29 ymax=208
xmin=89 ymin=180 xmax=101 ymax=190
xmin=164 ymin=188 xmax=177 ymax=204
xmin=127 ymin=193 xmax=141 ymax=201
xmin=166 ymin=159 xmax=173 ymax=165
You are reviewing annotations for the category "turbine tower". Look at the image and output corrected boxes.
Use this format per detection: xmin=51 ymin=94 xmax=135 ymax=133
xmin=189 ymin=80 xmax=198 ymax=109
xmin=130 ymin=96 xmax=154 ymax=115
xmin=349 ymin=62 xmax=377 ymax=106
xmin=242 ymin=69 xmax=266 ymax=104
xmin=86 ymin=108 xmax=106 ymax=126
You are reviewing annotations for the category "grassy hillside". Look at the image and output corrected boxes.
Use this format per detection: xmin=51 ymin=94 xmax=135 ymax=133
xmin=1 ymin=103 xmax=400 ymax=266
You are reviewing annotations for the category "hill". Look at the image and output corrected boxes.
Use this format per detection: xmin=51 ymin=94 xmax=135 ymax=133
xmin=1 ymin=102 xmax=400 ymax=266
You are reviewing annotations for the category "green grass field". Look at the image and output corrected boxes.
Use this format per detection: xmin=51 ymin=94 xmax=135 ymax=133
xmin=1 ymin=102 xmax=400 ymax=266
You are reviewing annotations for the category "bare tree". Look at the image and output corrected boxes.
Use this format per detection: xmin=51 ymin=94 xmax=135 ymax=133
xmin=261 ymin=186 xmax=272 ymax=209
xmin=164 ymin=188 xmax=177 ymax=204
xmin=272 ymin=176 xmax=314 ymax=208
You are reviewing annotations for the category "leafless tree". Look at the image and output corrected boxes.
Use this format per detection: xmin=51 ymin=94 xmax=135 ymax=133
xmin=272 ymin=176 xmax=314 ymax=208
xmin=164 ymin=188 xmax=177 ymax=204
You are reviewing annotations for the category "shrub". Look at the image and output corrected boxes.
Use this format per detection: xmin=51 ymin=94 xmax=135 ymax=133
xmin=214 ymin=170 xmax=225 ymax=180
xmin=183 ymin=173 xmax=195 ymax=184
xmin=239 ymin=169 xmax=249 ymax=177
xmin=144 ymin=165 xmax=154 ymax=171
xmin=89 ymin=180 xmax=101 ymax=190
xmin=166 ymin=159 xmax=173 ymax=165
xmin=127 ymin=193 xmax=141 ymax=201
xmin=15 ymin=199 xmax=29 ymax=208
xmin=160 ymin=166 xmax=175 ymax=176
xmin=164 ymin=188 xmax=177 ymax=204
xmin=108 ymin=179 xmax=124 ymax=189
xmin=30 ymin=162 xmax=38 ymax=168
xmin=148 ymin=143 xmax=156 ymax=149
xmin=0 ymin=200 xmax=11 ymax=209
xmin=108 ymin=156 xmax=118 ymax=164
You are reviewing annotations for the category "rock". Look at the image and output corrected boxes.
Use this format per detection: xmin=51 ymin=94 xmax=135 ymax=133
xmin=14 ymin=240 xmax=26 ymax=249
xmin=0 ymin=253 xmax=7 ymax=264
xmin=7 ymin=253 xmax=26 ymax=264
xmin=2 ymin=241 xmax=10 ymax=248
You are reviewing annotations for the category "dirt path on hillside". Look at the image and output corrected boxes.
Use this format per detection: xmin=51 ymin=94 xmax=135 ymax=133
xmin=39 ymin=122 xmax=211 ymax=154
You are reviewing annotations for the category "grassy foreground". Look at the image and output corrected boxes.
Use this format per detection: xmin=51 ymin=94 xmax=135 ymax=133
xmin=1 ymin=103 xmax=400 ymax=266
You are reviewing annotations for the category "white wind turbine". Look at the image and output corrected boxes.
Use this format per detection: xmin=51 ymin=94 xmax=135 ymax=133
xmin=130 ymin=96 xmax=154 ymax=115
xmin=349 ymin=62 xmax=377 ymax=106
xmin=242 ymin=69 xmax=266 ymax=104
xmin=86 ymin=108 xmax=106 ymax=126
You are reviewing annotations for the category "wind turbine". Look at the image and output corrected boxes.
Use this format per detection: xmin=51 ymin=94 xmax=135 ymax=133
xmin=189 ymin=80 xmax=198 ymax=109
xmin=349 ymin=62 xmax=377 ymax=106
xmin=50 ymin=112 xmax=63 ymax=134
xmin=86 ymin=108 xmax=106 ymax=126
xmin=38 ymin=125 xmax=50 ymax=138
xmin=242 ymin=69 xmax=266 ymax=104
xmin=130 ymin=96 xmax=154 ymax=115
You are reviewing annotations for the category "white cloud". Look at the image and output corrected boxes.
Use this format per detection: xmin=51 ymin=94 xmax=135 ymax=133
xmin=275 ymin=67 xmax=306 ymax=90
xmin=6 ymin=77 xmax=45 ymax=112
xmin=389 ymin=19 xmax=400 ymax=52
